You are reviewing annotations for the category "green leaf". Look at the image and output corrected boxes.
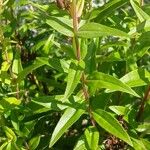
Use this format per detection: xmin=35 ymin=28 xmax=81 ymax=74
xmin=74 ymin=136 xmax=86 ymax=150
xmin=48 ymin=58 xmax=70 ymax=73
xmin=130 ymin=0 xmax=150 ymax=22
xmin=1 ymin=61 xmax=11 ymax=72
xmin=63 ymin=60 xmax=85 ymax=101
xmin=29 ymin=1 xmax=49 ymax=12
xmin=0 ymin=142 xmax=8 ymax=149
xmin=77 ymin=23 xmax=129 ymax=38
xmin=92 ymin=109 xmax=133 ymax=146
xmin=31 ymin=95 xmax=66 ymax=111
xmin=0 ymin=97 xmax=21 ymax=112
xmin=87 ymin=0 xmax=129 ymax=20
xmin=84 ymin=40 xmax=97 ymax=74
xmin=11 ymin=111 xmax=20 ymax=131
xmin=80 ymin=39 xmax=88 ymax=59
xmin=12 ymin=49 xmax=23 ymax=77
xmin=134 ymin=32 xmax=150 ymax=58
xmin=131 ymin=137 xmax=147 ymax=150
xmin=3 ymin=126 xmax=17 ymax=142
xmin=6 ymin=142 xmax=11 ymax=150
xmin=46 ymin=17 xmax=73 ymax=37
xmin=101 ymin=51 xmax=122 ymax=62
xmin=136 ymin=122 xmax=150 ymax=134
xmin=120 ymin=69 xmax=150 ymax=87
xmin=84 ymin=126 xmax=99 ymax=150
xmin=49 ymin=107 xmax=85 ymax=148
xmin=109 ymin=106 xmax=128 ymax=116
xmin=4 ymin=97 xmax=21 ymax=105
xmin=137 ymin=20 xmax=150 ymax=33
xmin=109 ymin=105 xmax=137 ymax=125
xmin=42 ymin=34 xmax=54 ymax=54
xmin=142 ymin=139 xmax=150 ymax=149
xmin=0 ymin=71 xmax=11 ymax=84
xmin=87 ymin=72 xmax=139 ymax=97
xmin=101 ymin=41 xmax=128 ymax=50
xmin=29 ymin=135 xmax=41 ymax=150
xmin=31 ymin=95 xmax=86 ymax=111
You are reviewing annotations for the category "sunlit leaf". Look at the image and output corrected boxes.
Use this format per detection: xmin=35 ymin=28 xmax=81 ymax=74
xmin=46 ymin=17 xmax=73 ymax=37
xmin=84 ymin=126 xmax=99 ymax=150
xmin=87 ymin=72 xmax=139 ymax=97
xmin=3 ymin=126 xmax=17 ymax=142
xmin=29 ymin=135 xmax=41 ymax=150
xmin=120 ymin=68 xmax=150 ymax=87
xmin=93 ymin=109 xmax=133 ymax=146
xmin=63 ymin=60 xmax=85 ymax=101
xmin=49 ymin=107 xmax=85 ymax=148
xmin=130 ymin=0 xmax=150 ymax=22
xmin=77 ymin=23 xmax=129 ymax=38
xmin=87 ymin=0 xmax=129 ymax=20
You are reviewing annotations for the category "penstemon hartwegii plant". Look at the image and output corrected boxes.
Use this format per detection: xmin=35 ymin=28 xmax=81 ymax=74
xmin=0 ymin=0 xmax=150 ymax=149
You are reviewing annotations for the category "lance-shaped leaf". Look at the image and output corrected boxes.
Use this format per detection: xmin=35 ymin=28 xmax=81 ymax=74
xmin=12 ymin=48 xmax=23 ymax=80
xmin=77 ymin=23 xmax=129 ymax=38
xmin=131 ymin=137 xmax=147 ymax=150
xmin=0 ymin=97 xmax=21 ymax=113
xmin=76 ymin=0 xmax=85 ymax=18
xmin=0 ymin=142 xmax=8 ymax=150
xmin=84 ymin=126 xmax=99 ymax=150
xmin=137 ymin=20 xmax=150 ymax=32
xmin=120 ymin=69 xmax=150 ymax=87
xmin=74 ymin=136 xmax=86 ymax=150
xmin=49 ymin=107 xmax=85 ymax=148
xmin=92 ymin=109 xmax=133 ymax=147
xmin=46 ymin=17 xmax=73 ymax=37
xmin=29 ymin=135 xmax=41 ymax=150
xmin=142 ymin=139 xmax=150 ymax=149
xmin=3 ymin=126 xmax=17 ymax=142
xmin=86 ymin=0 xmax=129 ymax=20
xmin=31 ymin=95 xmax=86 ymax=111
xmin=63 ymin=60 xmax=85 ymax=101
xmin=87 ymin=72 xmax=139 ymax=97
xmin=130 ymin=0 xmax=150 ymax=22
xmin=31 ymin=95 xmax=67 ymax=111
xmin=106 ymin=69 xmax=150 ymax=95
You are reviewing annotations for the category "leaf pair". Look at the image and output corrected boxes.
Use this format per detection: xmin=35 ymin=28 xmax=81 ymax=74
xmin=49 ymin=107 xmax=134 ymax=148
xmin=46 ymin=16 xmax=129 ymax=38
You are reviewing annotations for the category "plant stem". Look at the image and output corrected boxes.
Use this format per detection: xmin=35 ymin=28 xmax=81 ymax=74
xmin=72 ymin=0 xmax=95 ymax=126
xmin=72 ymin=0 xmax=80 ymax=60
xmin=136 ymin=85 xmax=150 ymax=121
xmin=140 ymin=0 xmax=144 ymax=6
xmin=81 ymin=73 xmax=96 ymax=126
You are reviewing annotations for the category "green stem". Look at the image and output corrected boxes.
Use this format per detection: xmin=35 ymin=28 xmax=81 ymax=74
xmin=72 ymin=0 xmax=80 ymax=60
xmin=81 ymin=73 xmax=96 ymax=126
xmin=140 ymin=0 xmax=144 ymax=6
xmin=72 ymin=0 xmax=95 ymax=126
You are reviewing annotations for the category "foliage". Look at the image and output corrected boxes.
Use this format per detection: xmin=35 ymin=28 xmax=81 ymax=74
xmin=0 ymin=0 xmax=150 ymax=149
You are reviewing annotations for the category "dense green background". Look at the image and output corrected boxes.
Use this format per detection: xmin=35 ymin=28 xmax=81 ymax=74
xmin=0 ymin=0 xmax=150 ymax=149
